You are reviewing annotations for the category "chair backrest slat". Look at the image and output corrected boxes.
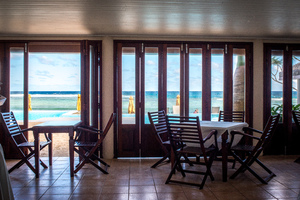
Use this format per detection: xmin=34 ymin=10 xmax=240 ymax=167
xmin=167 ymin=115 xmax=205 ymax=149
xmin=219 ymin=111 xmax=245 ymax=122
xmin=148 ymin=111 xmax=169 ymax=143
xmin=292 ymin=110 xmax=300 ymax=131
xmin=0 ymin=111 xmax=28 ymax=146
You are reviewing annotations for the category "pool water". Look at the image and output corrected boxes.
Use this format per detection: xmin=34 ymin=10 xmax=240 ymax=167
xmin=13 ymin=110 xmax=80 ymax=121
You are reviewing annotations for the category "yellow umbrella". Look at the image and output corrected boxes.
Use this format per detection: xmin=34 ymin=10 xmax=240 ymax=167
xmin=176 ymin=94 xmax=180 ymax=105
xmin=128 ymin=96 xmax=135 ymax=114
xmin=28 ymin=94 xmax=32 ymax=111
xmin=77 ymin=94 xmax=81 ymax=111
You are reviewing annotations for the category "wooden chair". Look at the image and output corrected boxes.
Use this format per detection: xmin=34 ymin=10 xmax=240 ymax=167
xmin=218 ymin=110 xmax=245 ymax=122
xmin=0 ymin=111 xmax=52 ymax=175
xmin=148 ymin=110 xmax=192 ymax=168
xmin=228 ymin=114 xmax=280 ymax=184
xmin=166 ymin=115 xmax=218 ymax=189
xmin=148 ymin=110 xmax=172 ymax=168
xmin=292 ymin=110 xmax=300 ymax=163
xmin=218 ymin=110 xmax=245 ymax=168
xmin=73 ymin=113 xmax=116 ymax=174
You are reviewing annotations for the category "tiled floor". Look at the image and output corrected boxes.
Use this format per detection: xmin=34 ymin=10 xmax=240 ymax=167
xmin=5 ymin=155 xmax=300 ymax=200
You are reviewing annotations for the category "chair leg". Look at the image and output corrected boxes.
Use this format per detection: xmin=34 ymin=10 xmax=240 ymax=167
xmin=40 ymin=159 xmax=48 ymax=168
xmin=151 ymin=153 xmax=169 ymax=168
xmin=230 ymin=152 xmax=272 ymax=184
xmin=294 ymin=157 xmax=300 ymax=163
xmin=90 ymin=153 xmax=110 ymax=167
xmin=165 ymin=154 xmax=184 ymax=184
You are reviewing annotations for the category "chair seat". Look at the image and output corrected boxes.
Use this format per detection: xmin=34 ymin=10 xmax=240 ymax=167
xmin=231 ymin=144 xmax=254 ymax=152
xmin=179 ymin=146 xmax=215 ymax=155
xmin=74 ymin=141 xmax=97 ymax=147
xmin=18 ymin=141 xmax=51 ymax=148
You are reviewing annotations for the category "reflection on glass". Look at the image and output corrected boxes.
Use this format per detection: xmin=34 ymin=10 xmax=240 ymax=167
xmin=122 ymin=47 xmax=136 ymax=124
xmin=167 ymin=48 xmax=180 ymax=115
xmin=145 ymin=47 xmax=158 ymax=124
xmin=189 ymin=48 xmax=202 ymax=119
xmin=10 ymin=48 xmax=24 ymax=124
xmin=211 ymin=49 xmax=224 ymax=121
xmin=28 ymin=53 xmax=81 ymax=122
xmin=233 ymin=49 xmax=245 ymax=112
xmin=271 ymin=50 xmax=284 ymax=111
xmin=292 ymin=50 xmax=300 ymax=107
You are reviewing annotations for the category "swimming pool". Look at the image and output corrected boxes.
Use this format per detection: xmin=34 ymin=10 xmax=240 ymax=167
xmin=13 ymin=110 xmax=80 ymax=121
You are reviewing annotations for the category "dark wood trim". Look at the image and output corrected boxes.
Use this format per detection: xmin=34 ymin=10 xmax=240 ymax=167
xmin=180 ymin=43 xmax=185 ymax=116
xmin=283 ymin=46 xmax=293 ymax=154
xmin=202 ymin=44 xmax=211 ymax=120
xmin=184 ymin=43 xmax=189 ymax=116
xmin=224 ymin=44 xmax=233 ymax=112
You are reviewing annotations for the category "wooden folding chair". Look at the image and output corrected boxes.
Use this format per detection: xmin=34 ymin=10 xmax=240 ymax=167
xmin=73 ymin=113 xmax=116 ymax=174
xmin=292 ymin=110 xmax=300 ymax=163
xmin=218 ymin=110 xmax=245 ymax=122
xmin=148 ymin=111 xmax=192 ymax=168
xmin=218 ymin=110 xmax=245 ymax=168
xmin=166 ymin=115 xmax=218 ymax=189
xmin=228 ymin=114 xmax=280 ymax=184
xmin=148 ymin=110 xmax=172 ymax=168
xmin=0 ymin=111 xmax=52 ymax=175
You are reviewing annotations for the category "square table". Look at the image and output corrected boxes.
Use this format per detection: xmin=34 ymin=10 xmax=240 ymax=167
xmin=200 ymin=121 xmax=248 ymax=182
xmin=169 ymin=120 xmax=248 ymax=182
xmin=32 ymin=120 xmax=82 ymax=178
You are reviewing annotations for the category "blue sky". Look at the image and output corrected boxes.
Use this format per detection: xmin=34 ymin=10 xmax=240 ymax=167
xmin=10 ymin=51 xmax=244 ymax=92
xmin=10 ymin=52 xmax=80 ymax=91
xmin=122 ymin=53 xmax=230 ymax=92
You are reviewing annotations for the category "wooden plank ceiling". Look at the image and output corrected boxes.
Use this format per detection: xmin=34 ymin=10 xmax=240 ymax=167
xmin=0 ymin=0 xmax=299 ymax=38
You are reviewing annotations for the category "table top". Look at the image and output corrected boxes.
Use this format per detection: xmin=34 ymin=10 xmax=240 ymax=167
xmin=200 ymin=121 xmax=248 ymax=147
xmin=200 ymin=121 xmax=248 ymax=129
xmin=33 ymin=120 xmax=82 ymax=128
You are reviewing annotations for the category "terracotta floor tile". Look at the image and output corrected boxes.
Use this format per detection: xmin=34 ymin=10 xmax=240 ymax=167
xmin=4 ymin=155 xmax=300 ymax=200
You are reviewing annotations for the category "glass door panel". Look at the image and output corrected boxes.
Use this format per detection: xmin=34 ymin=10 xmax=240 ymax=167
xmin=233 ymin=49 xmax=246 ymax=111
xmin=144 ymin=47 xmax=158 ymax=124
xmin=211 ymin=49 xmax=224 ymax=121
xmin=10 ymin=48 xmax=25 ymax=124
xmin=167 ymin=47 xmax=180 ymax=115
xmin=28 ymin=52 xmax=81 ymax=122
xmin=292 ymin=50 xmax=300 ymax=107
xmin=122 ymin=47 xmax=136 ymax=124
xmin=189 ymin=48 xmax=202 ymax=119
xmin=271 ymin=50 xmax=284 ymax=114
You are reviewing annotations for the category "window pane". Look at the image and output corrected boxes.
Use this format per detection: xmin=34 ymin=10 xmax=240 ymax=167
xmin=122 ymin=47 xmax=136 ymax=124
xmin=292 ymin=50 xmax=300 ymax=107
xmin=211 ymin=49 xmax=224 ymax=121
xmin=145 ymin=47 xmax=158 ymax=124
xmin=189 ymin=48 xmax=202 ymax=119
xmin=10 ymin=48 xmax=24 ymax=124
xmin=271 ymin=50 xmax=284 ymax=114
xmin=28 ymin=52 xmax=81 ymax=122
xmin=233 ymin=49 xmax=245 ymax=112
xmin=167 ymin=47 xmax=180 ymax=115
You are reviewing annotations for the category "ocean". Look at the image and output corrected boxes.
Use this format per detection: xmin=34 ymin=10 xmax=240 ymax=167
xmin=9 ymin=90 xmax=292 ymax=121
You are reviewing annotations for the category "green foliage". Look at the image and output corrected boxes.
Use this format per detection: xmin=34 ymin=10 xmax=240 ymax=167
xmin=271 ymin=103 xmax=300 ymax=122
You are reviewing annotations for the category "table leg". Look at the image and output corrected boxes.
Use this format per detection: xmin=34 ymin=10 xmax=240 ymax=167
xmin=49 ymin=133 xmax=53 ymax=166
xmin=34 ymin=130 xmax=40 ymax=178
xmin=222 ymin=130 xmax=228 ymax=182
xmin=69 ymin=129 xmax=74 ymax=177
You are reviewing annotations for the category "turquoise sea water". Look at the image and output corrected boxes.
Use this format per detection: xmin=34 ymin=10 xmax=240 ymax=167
xmin=10 ymin=91 xmax=292 ymax=122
